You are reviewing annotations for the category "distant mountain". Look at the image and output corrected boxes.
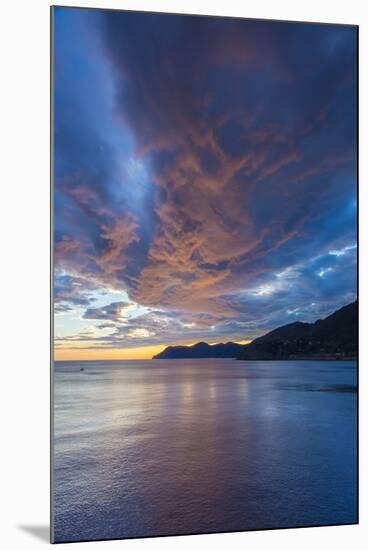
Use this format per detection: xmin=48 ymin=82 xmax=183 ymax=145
xmin=238 ymin=301 xmax=357 ymax=360
xmin=153 ymin=302 xmax=357 ymax=361
xmin=153 ymin=341 xmax=244 ymax=359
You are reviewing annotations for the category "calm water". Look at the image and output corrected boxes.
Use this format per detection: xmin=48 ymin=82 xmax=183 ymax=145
xmin=52 ymin=359 xmax=357 ymax=542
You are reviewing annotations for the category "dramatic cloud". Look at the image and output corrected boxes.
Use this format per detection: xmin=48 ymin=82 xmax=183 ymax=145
xmin=54 ymin=274 xmax=98 ymax=307
xmin=53 ymin=8 xmax=357 ymax=354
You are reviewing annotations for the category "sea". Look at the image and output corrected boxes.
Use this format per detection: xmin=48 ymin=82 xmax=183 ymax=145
xmin=52 ymin=359 xmax=357 ymax=542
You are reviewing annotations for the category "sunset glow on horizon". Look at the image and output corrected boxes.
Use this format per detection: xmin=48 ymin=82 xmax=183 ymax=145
xmin=54 ymin=344 xmax=166 ymax=361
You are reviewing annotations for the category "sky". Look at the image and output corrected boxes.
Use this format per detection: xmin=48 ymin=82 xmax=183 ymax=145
xmin=53 ymin=8 xmax=357 ymax=360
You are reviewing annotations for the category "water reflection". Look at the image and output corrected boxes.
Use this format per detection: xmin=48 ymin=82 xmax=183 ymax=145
xmin=53 ymin=359 xmax=357 ymax=542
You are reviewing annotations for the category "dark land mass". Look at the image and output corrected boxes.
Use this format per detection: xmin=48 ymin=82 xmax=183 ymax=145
xmin=238 ymin=301 xmax=357 ymax=360
xmin=153 ymin=341 xmax=244 ymax=359
xmin=153 ymin=301 xmax=357 ymax=360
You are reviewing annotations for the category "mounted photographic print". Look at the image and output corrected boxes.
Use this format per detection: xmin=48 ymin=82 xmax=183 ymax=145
xmin=51 ymin=6 xmax=358 ymax=543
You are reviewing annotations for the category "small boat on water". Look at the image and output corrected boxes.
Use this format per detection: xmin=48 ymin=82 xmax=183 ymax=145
xmin=80 ymin=367 xmax=85 ymax=372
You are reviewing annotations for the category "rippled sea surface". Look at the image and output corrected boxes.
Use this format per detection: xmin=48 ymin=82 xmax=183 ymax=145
xmin=52 ymin=359 xmax=357 ymax=542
